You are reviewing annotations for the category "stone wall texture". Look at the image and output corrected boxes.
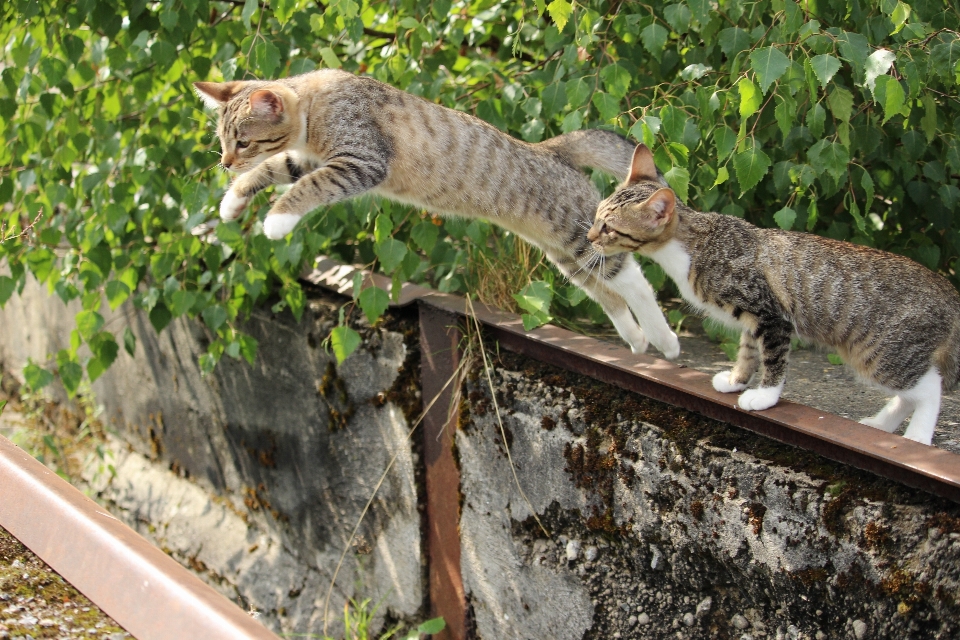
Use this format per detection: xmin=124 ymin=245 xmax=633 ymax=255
xmin=2 ymin=277 xmax=960 ymax=639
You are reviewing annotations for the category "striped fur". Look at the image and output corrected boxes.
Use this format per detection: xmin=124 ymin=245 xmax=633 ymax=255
xmin=589 ymin=145 xmax=960 ymax=444
xmin=194 ymin=70 xmax=679 ymax=358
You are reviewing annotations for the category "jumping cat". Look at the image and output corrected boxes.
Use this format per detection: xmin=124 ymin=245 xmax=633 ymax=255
xmin=588 ymin=144 xmax=960 ymax=445
xmin=194 ymin=69 xmax=679 ymax=358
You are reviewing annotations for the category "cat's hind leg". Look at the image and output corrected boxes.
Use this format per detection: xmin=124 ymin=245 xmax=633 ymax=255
xmin=900 ymin=367 xmax=943 ymax=445
xmin=608 ymin=256 xmax=680 ymax=359
xmin=860 ymin=396 xmax=914 ymax=433
xmin=713 ymin=331 xmax=759 ymax=393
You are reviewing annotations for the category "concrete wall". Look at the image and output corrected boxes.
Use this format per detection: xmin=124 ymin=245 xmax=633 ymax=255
xmin=458 ymin=349 xmax=960 ymax=640
xmin=0 ymin=279 xmax=425 ymax=636
xmin=3 ymin=277 xmax=960 ymax=639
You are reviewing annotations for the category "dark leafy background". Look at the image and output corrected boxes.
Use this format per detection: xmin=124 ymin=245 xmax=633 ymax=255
xmin=0 ymin=0 xmax=958 ymax=391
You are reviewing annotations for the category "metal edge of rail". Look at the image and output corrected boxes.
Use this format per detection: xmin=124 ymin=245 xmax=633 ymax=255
xmin=0 ymin=435 xmax=280 ymax=640
xmin=304 ymin=257 xmax=960 ymax=504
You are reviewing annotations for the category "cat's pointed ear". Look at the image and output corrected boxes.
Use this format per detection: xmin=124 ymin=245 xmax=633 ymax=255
xmin=249 ymin=89 xmax=285 ymax=121
xmin=193 ymin=81 xmax=244 ymax=109
xmin=641 ymin=188 xmax=676 ymax=229
xmin=626 ymin=144 xmax=659 ymax=185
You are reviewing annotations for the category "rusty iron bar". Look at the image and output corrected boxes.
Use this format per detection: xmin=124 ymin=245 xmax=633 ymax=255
xmin=304 ymin=258 xmax=960 ymax=505
xmin=419 ymin=304 xmax=469 ymax=640
xmin=0 ymin=435 xmax=280 ymax=640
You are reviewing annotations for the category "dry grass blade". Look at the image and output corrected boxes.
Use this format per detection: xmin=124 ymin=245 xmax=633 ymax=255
xmin=464 ymin=296 xmax=550 ymax=538
xmin=321 ymin=353 xmax=470 ymax=635
xmin=466 ymin=232 xmax=545 ymax=314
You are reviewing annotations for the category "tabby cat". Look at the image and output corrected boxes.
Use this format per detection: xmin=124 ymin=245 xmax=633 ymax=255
xmin=588 ymin=144 xmax=960 ymax=445
xmin=194 ymin=69 xmax=679 ymax=358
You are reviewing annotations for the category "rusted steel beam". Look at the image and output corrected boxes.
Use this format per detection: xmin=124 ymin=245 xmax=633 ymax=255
xmin=303 ymin=257 xmax=960 ymax=504
xmin=0 ymin=435 xmax=280 ymax=640
xmin=419 ymin=304 xmax=468 ymax=640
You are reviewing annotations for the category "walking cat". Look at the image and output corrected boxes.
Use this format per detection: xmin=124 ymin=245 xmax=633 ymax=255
xmin=588 ymin=144 xmax=960 ymax=445
xmin=194 ymin=69 xmax=679 ymax=358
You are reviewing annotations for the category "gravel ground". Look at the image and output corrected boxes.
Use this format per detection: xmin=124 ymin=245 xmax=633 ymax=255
xmin=0 ymin=524 xmax=130 ymax=640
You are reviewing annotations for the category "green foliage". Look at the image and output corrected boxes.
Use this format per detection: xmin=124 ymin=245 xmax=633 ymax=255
xmin=1 ymin=0 xmax=958 ymax=385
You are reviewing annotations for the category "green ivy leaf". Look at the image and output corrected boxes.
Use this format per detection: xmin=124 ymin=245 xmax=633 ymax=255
xmin=201 ymin=305 xmax=227 ymax=332
xmin=737 ymin=78 xmax=761 ymax=118
xmin=331 ymin=326 xmax=361 ymax=363
xmin=358 ymin=285 xmax=390 ymax=323
xmin=150 ymin=303 xmax=173 ymax=333
xmin=0 ymin=276 xmax=15 ymax=308
xmin=733 ymin=147 xmax=772 ymax=194
xmin=76 ymin=310 xmax=105 ymax=341
xmin=123 ymin=327 xmax=137 ymax=357
xmin=874 ymin=75 xmax=905 ymax=124
xmin=251 ymin=40 xmax=281 ymax=79
xmin=640 ymin=23 xmax=669 ymax=61
xmin=238 ymin=333 xmax=258 ymax=365
xmin=663 ymin=167 xmax=690 ymax=203
xmin=417 ymin=618 xmax=446 ymax=634
xmin=105 ymin=280 xmax=131 ymax=311
xmin=60 ymin=361 xmax=83 ymax=397
xmin=773 ymin=206 xmax=797 ymax=230
xmin=600 ymin=64 xmax=631 ymax=99
xmin=411 ymin=220 xmax=439 ymax=253
xmin=808 ymin=54 xmax=841 ymax=89
xmin=749 ymin=47 xmax=790 ymax=93
xmin=713 ymin=127 xmax=737 ymax=162
xmin=664 ymin=3 xmax=692 ymax=33
xmin=592 ymin=92 xmax=620 ymax=123
xmin=24 ymin=361 xmax=54 ymax=391
xmin=718 ymin=27 xmax=752 ymax=58
xmin=807 ymin=139 xmax=850 ymax=181
xmin=546 ymin=0 xmax=573 ymax=32
xmin=930 ymin=36 xmax=960 ymax=80
xmin=375 ymin=238 xmax=407 ymax=274
xmin=283 ymin=281 xmax=306 ymax=321
xmin=826 ymin=86 xmax=854 ymax=123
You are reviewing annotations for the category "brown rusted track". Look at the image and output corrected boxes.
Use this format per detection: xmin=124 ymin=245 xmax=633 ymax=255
xmin=0 ymin=435 xmax=280 ymax=640
xmin=419 ymin=304 xmax=469 ymax=640
xmin=305 ymin=257 xmax=960 ymax=505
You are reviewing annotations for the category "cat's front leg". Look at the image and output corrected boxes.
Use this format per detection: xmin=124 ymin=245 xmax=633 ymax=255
xmin=607 ymin=256 xmax=679 ymax=359
xmin=735 ymin=318 xmax=792 ymax=411
xmin=263 ymin=156 xmax=388 ymax=239
xmin=712 ymin=331 xmax=758 ymax=393
xmin=220 ymin=152 xmax=308 ymax=222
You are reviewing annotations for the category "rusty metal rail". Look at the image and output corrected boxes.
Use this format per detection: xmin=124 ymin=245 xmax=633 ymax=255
xmin=306 ymin=257 xmax=960 ymax=505
xmin=3 ymin=256 xmax=958 ymax=640
xmin=0 ymin=435 xmax=279 ymax=640
xmin=305 ymin=255 xmax=960 ymax=640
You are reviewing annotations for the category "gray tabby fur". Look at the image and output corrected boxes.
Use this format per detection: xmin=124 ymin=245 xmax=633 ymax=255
xmin=589 ymin=144 xmax=960 ymax=445
xmin=194 ymin=69 xmax=678 ymax=358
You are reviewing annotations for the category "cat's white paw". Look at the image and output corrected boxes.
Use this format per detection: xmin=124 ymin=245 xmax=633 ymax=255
xmin=737 ymin=386 xmax=782 ymax=411
xmin=220 ymin=190 xmax=249 ymax=221
xmin=712 ymin=371 xmax=747 ymax=394
xmin=264 ymin=213 xmax=303 ymax=239
xmin=659 ymin=331 xmax=680 ymax=360
xmin=628 ymin=334 xmax=649 ymax=354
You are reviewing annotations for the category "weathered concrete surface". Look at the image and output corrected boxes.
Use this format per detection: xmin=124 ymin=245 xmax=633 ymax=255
xmin=5 ymin=272 xmax=960 ymax=640
xmin=0 ymin=278 xmax=425 ymax=636
xmin=459 ymin=348 xmax=960 ymax=640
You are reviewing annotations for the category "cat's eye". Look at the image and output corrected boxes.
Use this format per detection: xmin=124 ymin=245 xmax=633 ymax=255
xmin=236 ymin=140 xmax=250 ymax=150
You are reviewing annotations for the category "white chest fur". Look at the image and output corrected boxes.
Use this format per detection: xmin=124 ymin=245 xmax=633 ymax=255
xmin=648 ymin=239 xmax=741 ymax=329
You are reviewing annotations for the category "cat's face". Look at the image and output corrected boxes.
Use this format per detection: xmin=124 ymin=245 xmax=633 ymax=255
xmin=588 ymin=144 xmax=677 ymax=256
xmin=194 ymin=81 xmax=300 ymax=174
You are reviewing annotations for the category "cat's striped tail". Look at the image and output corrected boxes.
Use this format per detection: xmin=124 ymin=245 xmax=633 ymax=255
xmin=538 ymin=130 xmax=636 ymax=182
